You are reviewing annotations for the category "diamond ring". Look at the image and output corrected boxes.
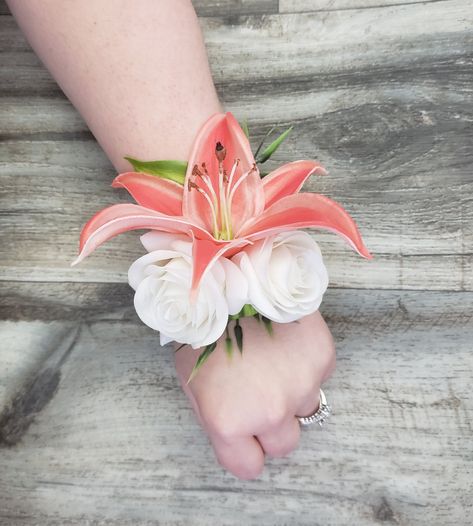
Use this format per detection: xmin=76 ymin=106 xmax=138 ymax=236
xmin=296 ymin=388 xmax=331 ymax=427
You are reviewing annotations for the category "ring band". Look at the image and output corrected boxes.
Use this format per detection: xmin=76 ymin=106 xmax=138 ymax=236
xmin=296 ymin=388 xmax=331 ymax=427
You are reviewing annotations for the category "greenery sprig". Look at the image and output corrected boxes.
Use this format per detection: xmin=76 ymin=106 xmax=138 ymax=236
xmin=179 ymin=304 xmax=274 ymax=385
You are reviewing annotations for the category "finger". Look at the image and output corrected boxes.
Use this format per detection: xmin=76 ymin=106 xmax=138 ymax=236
xmin=256 ymin=416 xmax=301 ymax=458
xmin=321 ymin=347 xmax=336 ymax=383
xmin=293 ymin=335 xmax=335 ymax=418
xmin=295 ymin=386 xmax=322 ymax=419
xmin=310 ymin=312 xmax=336 ymax=382
xmin=209 ymin=434 xmax=265 ymax=480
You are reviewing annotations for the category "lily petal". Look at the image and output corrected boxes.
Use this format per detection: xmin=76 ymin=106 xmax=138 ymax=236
xmin=223 ymin=112 xmax=265 ymax=232
xmin=183 ymin=112 xmax=264 ymax=233
xmin=238 ymin=193 xmax=372 ymax=259
xmin=72 ymin=203 xmax=213 ymax=265
xmin=112 ymin=172 xmax=183 ymax=215
xmin=190 ymin=237 xmax=251 ymax=297
xmin=262 ymin=160 xmax=327 ymax=209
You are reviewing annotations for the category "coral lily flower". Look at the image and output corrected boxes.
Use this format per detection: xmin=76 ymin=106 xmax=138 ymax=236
xmin=73 ymin=112 xmax=372 ymax=293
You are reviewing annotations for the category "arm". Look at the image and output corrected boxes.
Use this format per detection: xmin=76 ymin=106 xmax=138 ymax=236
xmin=7 ymin=0 xmax=335 ymax=480
xmin=6 ymin=0 xmax=222 ymax=171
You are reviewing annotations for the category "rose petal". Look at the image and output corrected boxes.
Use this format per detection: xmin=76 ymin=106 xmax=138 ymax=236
xmin=233 ymin=250 xmax=281 ymax=320
xmin=159 ymin=332 xmax=175 ymax=346
xmin=128 ymin=248 xmax=186 ymax=290
xmin=140 ymin=231 xmax=190 ymax=253
xmin=219 ymin=257 xmax=248 ymax=315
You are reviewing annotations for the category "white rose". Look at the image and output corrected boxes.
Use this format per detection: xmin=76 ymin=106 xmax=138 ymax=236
xmin=234 ymin=230 xmax=329 ymax=323
xmin=128 ymin=232 xmax=248 ymax=349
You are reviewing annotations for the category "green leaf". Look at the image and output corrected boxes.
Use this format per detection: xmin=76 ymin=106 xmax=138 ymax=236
xmin=225 ymin=337 xmax=233 ymax=359
xmin=262 ymin=316 xmax=274 ymax=336
xmin=225 ymin=325 xmax=233 ymax=360
xmin=253 ymin=126 xmax=275 ymax=161
xmin=256 ymin=126 xmax=293 ymax=164
xmin=241 ymin=119 xmax=250 ymax=139
xmin=242 ymin=304 xmax=258 ymax=317
xmin=229 ymin=303 xmax=258 ymax=320
xmin=186 ymin=342 xmax=217 ymax=384
xmin=234 ymin=320 xmax=243 ymax=354
xmin=124 ymin=156 xmax=187 ymax=185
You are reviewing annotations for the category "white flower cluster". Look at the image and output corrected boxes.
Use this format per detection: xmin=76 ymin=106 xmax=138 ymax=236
xmin=129 ymin=231 xmax=329 ymax=349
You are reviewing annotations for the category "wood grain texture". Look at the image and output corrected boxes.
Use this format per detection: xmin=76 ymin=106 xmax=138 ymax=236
xmin=0 ymin=290 xmax=472 ymax=525
xmin=0 ymin=322 xmax=71 ymax=411
xmin=1 ymin=2 xmax=473 ymax=523
xmin=0 ymin=0 xmax=279 ymax=17
xmin=279 ymin=0 xmax=453 ymax=13
xmin=4 ymin=2 xmax=471 ymax=92
xmin=193 ymin=0 xmax=279 ymax=16
xmin=0 ymin=282 xmax=135 ymax=322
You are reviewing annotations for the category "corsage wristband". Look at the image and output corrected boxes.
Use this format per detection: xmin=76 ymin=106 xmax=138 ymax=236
xmin=73 ymin=112 xmax=372 ymax=382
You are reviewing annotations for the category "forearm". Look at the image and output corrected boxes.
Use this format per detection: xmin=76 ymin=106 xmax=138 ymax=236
xmin=6 ymin=0 xmax=222 ymax=171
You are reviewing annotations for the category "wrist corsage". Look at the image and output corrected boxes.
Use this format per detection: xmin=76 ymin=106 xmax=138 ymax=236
xmin=73 ymin=112 xmax=371 ymax=382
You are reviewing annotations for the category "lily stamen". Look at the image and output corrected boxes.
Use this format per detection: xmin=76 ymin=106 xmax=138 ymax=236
xmin=226 ymin=158 xmax=240 ymax=197
xmin=191 ymin=152 xmax=259 ymax=241
xmin=227 ymin=163 xmax=258 ymax=218
xmin=193 ymin=163 xmax=219 ymax=210
xmin=216 ymin=142 xmax=232 ymax=239
xmin=188 ymin=178 xmax=219 ymax=238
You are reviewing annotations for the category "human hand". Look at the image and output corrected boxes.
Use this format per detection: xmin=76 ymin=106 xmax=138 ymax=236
xmin=174 ymin=310 xmax=336 ymax=480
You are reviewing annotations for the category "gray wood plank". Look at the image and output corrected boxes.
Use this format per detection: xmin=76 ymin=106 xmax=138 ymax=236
xmin=2 ymin=4 xmax=473 ymax=93
xmin=279 ymin=0 xmax=454 ymax=13
xmin=0 ymin=290 xmax=472 ymax=524
xmin=0 ymin=0 xmax=279 ymax=17
xmin=0 ymin=252 xmax=466 ymax=323
xmin=0 ymin=321 xmax=72 ymax=412
xmin=193 ymin=0 xmax=279 ymax=16
xmin=0 ymin=282 xmax=135 ymax=322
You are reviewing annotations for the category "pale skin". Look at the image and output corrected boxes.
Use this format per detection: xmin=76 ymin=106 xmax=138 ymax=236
xmin=7 ymin=0 xmax=336 ymax=480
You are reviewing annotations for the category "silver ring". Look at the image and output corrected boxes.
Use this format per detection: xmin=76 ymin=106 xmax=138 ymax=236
xmin=296 ymin=389 xmax=331 ymax=427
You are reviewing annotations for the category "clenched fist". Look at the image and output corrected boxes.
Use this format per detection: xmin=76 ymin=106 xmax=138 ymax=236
xmin=174 ymin=310 xmax=336 ymax=480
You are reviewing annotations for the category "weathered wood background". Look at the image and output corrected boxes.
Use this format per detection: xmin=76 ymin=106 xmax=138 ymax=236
xmin=1 ymin=0 xmax=472 ymax=524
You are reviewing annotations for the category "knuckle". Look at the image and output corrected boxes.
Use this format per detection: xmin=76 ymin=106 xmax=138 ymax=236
xmin=320 ymin=330 xmax=336 ymax=359
xmin=203 ymin=408 xmax=239 ymax=440
xmin=315 ymin=332 xmax=336 ymax=376
xmin=264 ymin=399 xmax=288 ymax=428
xmin=265 ymin=426 xmax=301 ymax=458
xmin=296 ymin=368 xmax=317 ymax=394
